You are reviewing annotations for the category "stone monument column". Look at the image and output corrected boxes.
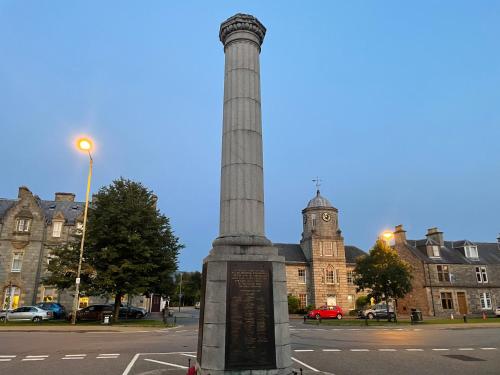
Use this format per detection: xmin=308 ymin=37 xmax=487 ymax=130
xmin=197 ymin=14 xmax=292 ymax=375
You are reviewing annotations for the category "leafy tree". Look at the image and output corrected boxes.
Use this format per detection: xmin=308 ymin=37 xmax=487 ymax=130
xmin=355 ymin=295 xmax=369 ymax=310
xmin=85 ymin=178 xmax=183 ymax=320
xmin=287 ymin=295 xmax=300 ymax=314
xmin=354 ymin=239 xmax=413 ymax=321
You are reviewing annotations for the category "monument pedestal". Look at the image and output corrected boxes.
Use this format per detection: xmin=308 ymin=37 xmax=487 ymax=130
xmin=197 ymin=245 xmax=293 ymax=375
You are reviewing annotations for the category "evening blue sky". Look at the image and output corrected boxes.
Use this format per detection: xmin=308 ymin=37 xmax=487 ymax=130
xmin=1 ymin=1 xmax=499 ymax=271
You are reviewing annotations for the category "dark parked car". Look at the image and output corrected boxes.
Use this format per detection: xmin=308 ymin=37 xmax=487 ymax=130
xmin=67 ymin=304 xmax=113 ymax=322
xmin=36 ymin=302 xmax=66 ymax=319
xmin=119 ymin=306 xmax=147 ymax=319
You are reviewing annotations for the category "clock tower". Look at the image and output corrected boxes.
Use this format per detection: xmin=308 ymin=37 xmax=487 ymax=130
xmin=300 ymin=190 xmax=349 ymax=308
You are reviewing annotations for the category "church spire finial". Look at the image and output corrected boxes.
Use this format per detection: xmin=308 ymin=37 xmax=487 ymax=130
xmin=312 ymin=177 xmax=322 ymax=195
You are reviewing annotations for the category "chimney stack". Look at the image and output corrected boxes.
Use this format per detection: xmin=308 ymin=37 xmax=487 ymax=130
xmin=394 ymin=224 xmax=407 ymax=245
xmin=426 ymin=227 xmax=444 ymax=246
xmin=18 ymin=186 xmax=32 ymax=199
xmin=55 ymin=192 xmax=76 ymax=202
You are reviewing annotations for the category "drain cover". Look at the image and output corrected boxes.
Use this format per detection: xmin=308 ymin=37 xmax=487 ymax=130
xmin=443 ymin=355 xmax=485 ymax=362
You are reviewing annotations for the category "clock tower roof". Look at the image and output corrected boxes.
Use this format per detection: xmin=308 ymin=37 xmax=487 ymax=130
xmin=306 ymin=190 xmax=334 ymax=209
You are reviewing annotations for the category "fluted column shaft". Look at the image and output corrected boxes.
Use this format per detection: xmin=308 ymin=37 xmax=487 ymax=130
xmin=216 ymin=17 xmax=269 ymax=246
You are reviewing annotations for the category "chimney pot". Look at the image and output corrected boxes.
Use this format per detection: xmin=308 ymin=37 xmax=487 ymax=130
xmin=394 ymin=224 xmax=407 ymax=245
xmin=426 ymin=227 xmax=444 ymax=246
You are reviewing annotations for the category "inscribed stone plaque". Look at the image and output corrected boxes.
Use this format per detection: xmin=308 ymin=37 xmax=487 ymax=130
xmin=225 ymin=261 xmax=276 ymax=369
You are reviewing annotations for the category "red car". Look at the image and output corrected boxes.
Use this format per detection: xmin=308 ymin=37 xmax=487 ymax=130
xmin=308 ymin=305 xmax=343 ymax=320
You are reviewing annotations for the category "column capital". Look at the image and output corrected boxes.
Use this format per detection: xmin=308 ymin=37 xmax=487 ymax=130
xmin=219 ymin=13 xmax=266 ymax=47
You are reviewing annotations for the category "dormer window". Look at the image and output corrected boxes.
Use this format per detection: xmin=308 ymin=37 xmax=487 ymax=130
xmin=52 ymin=221 xmax=63 ymax=238
xmin=464 ymin=246 xmax=478 ymax=259
xmin=428 ymin=245 xmax=440 ymax=258
xmin=15 ymin=218 xmax=31 ymax=233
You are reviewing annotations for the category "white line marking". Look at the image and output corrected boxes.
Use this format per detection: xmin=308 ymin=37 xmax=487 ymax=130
xmin=291 ymin=357 xmax=320 ymax=372
xmin=294 ymin=349 xmax=314 ymax=352
xmin=99 ymin=354 xmax=120 ymax=356
xmin=432 ymin=349 xmax=449 ymax=351
xmin=350 ymin=349 xmax=370 ymax=352
xmin=26 ymin=355 xmax=49 ymax=358
xmin=97 ymin=356 xmax=119 ymax=359
xmin=0 ymin=359 xmax=12 ymax=362
xmin=122 ymin=353 xmax=140 ymax=375
xmin=323 ymin=349 xmax=342 ymax=352
xmin=406 ymin=349 xmax=424 ymax=351
xmin=64 ymin=354 xmax=87 ymax=357
xmin=0 ymin=355 xmax=16 ymax=358
xmin=63 ymin=357 xmax=84 ymax=360
xmin=180 ymin=353 xmax=197 ymax=358
xmin=144 ymin=359 xmax=188 ymax=369
xmin=458 ymin=348 xmax=474 ymax=351
xmin=480 ymin=348 xmax=497 ymax=350
xmin=378 ymin=349 xmax=397 ymax=352
xmin=22 ymin=358 xmax=46 ymax=361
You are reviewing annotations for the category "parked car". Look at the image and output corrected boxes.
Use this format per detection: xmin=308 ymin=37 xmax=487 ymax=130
xmin=67 ymin=304 xmax=113 ymax=322
xmin=495 ymin=306 xmax=500 ymax=317
xmin=359 ymin=303 xmax=395 ymax=320
xmin=307 ymin=305 xmax=343 ymax=320
xmin=36 ymin=302 xmax=66 ymax=319
xmin=194 ymin=302 xmax=201 ymax=309
xmin=119 ymin=305 xmax=147 ymax=319
xmin=0 ymin=306 xmax=52 ymax=322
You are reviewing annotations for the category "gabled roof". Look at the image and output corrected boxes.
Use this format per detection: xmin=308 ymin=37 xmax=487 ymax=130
xmin=274 ymin=243 xmax=307 ymax=263
xmin=345 ymin=246 xmax=366 ymax=264
xmin=0 ymin=198 xmax=84 ymax=224
xmin=405 ymin=239 xmax=500 ymax=265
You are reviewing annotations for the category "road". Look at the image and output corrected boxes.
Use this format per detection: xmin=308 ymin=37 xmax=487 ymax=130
xmin=1 ymin=313 xmax=499 ymax=375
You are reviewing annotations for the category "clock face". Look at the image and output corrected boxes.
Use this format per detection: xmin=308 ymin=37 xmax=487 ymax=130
xmin=303 ymin=214 xmax=307 ymax=224
xmin=322 ymin=212 xmax=331 ymax=222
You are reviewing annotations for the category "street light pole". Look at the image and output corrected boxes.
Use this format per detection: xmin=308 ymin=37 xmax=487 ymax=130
xmin=71 ymin=139 xmax=93 ymax=325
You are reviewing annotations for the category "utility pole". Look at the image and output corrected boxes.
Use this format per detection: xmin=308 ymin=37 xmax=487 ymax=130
xmin=178 ymin=272 xmax=183 ymax=312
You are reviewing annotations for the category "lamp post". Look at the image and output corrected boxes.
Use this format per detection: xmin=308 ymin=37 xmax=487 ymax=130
xmin=71 ymin=137 xmax=93 ymax=325
xmin=381 ymin=230 xmax=394 ymax=246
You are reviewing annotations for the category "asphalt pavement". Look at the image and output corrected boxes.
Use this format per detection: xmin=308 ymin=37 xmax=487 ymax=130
xmin=0 ymin=309 xmax=499 ymax=375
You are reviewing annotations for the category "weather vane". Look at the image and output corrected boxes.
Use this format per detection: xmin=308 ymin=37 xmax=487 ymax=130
xmin=312 ymin=177 xmax=322 ymax=190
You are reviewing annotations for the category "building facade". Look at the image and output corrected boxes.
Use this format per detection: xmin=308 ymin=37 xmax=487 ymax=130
xmin=394 ymin=225 xmax=500 ymax=317
xmin=275 ymin=190 xmax=366 ymax=311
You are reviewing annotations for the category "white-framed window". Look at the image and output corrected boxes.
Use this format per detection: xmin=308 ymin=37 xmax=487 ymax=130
xmin=299 ymin=293 xmax=307 ymax=308
xmin=347 ymin=271 xmax=354 ymax=284
xmin=298 ymin=268 xmax=306 ymax=284
xmin=440 ymin=292 xmax=453 ymax=309
xmin=428 ymin=245 xmax=440 ymax=258
xmin=52 ymin=221 xmax=63 ymax=238
xmin=475 ymin=266 xmax=488 ymax=283
xmin=347 ymin=294 xmax=355 ymax=309
xmin=437 ymin=265 xmax=450 ymax=282
xmin=11 ymin=253 xmax=23 ymax=272
xmin=15 ymin=218 xmax=31 ymax=233
xmin=325 ymin=268 xmax=335 ymax=284
xmin=480 ymin=292 xmax=492 ymax=310
xmin=323 ymin=242 xmax=333 ymax=256
xmin=465 ymin=246 xmax=479 ymax=259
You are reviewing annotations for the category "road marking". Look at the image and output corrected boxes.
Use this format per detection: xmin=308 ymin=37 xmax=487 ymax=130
xmin=22 ymin=358 xmax=46 ymax=361
xmin=378 ymin=349 xmax=397 ymax=351
xmin=0 ymin=359 xmax=12 ymax=362
xmin=480 ymin=348 xmax=497 ymax=350
xmin=122 ymin=353 xmax=140 ymax=375
xmin=294 ymin=349 xmax=314 ymax=352
xmin=26 ymin=355 xmax=49 ymax=358
xmin=64 ymin=354 xmax=87 ymax=357
xmin=458 ymin=348 xmax=474 ymax=351
xmin=180 ymin=353 xmax=197 ymax=358
xmin=100 ymin=354 xmax=120 ymax=356
xmin=406 ymin=349 xmax=424 ymax=351
xmin=144 ymin=359 xmax=188 ymax=369
xmin=350 ymin=349 xmax=369 ymax=352
xmin=291 ymin=357 xmax=320 ymax=372
xmin=432 ymin=349 xmax=449 ymax=351
xmin=97 ymin=356 xmax=119 ymax=359
xmin=0 ymin=356 xmax=16 ymax=358
xmin=322 ymin=349 xmax=342 ymax=352
xmin=63 ymin=357 xmax=84 ymax=360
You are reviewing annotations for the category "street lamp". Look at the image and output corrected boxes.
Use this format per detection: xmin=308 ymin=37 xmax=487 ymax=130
xmin=381 ymin=230 xmax=394 ymax=245
xmin=71 ymin=137 xmax=94 ymax=324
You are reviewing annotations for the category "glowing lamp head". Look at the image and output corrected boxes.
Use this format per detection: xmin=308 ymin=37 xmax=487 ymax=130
xmin=77 ymin=138 xmax=93 ymax=152
xmin=382 ymin=231 xmax=394 ymax=240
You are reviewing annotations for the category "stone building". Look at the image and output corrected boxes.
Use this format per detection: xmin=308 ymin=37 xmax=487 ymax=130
xmin=275 ymin=190 xmax=366 ymax=311
xmin=394 ymin=225 xmax=500 ymax=317
xmin=0 ymin=186 xmax=165 ymax=313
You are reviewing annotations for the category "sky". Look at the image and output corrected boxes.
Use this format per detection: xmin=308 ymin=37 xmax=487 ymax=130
xmin=1 ymin=1 xmax=499 ymax=271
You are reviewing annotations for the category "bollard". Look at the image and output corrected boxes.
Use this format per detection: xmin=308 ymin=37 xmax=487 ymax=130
xmin=463 ymin=314 xmax=467 ymax=323
xmin=174 ymin=316 xmax=177 ymax=325
xmin=303 ymin=315 xmax=306 ymax=323
xmin=300 ymin=368 xmax=303 ymax=375
xmin=450 ymin=313 xmax=454 ymax=320
xmin=188 ymin=358 xmax=191 ymax=367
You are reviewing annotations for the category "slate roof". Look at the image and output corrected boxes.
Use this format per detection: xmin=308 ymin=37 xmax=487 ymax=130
xmin=405 ymin=239 xmax=500 ymax=265
xmin=306 ymin=190 xmax=334 ymax=209
xmin=274 ymin=243 xmax=366 ymax=265
xmin=0 ymin=198 xmax=84 ymax=224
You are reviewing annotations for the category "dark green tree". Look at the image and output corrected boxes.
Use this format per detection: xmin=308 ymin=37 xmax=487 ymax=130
xmin=84 ymin=178 xmax=182 ymax=320
xmin=354 ymin=239 xmax=413 ymax=321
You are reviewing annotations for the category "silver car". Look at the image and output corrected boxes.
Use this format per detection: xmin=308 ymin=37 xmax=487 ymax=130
xmin=0 ymin=306 xmax=51 ymax=322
